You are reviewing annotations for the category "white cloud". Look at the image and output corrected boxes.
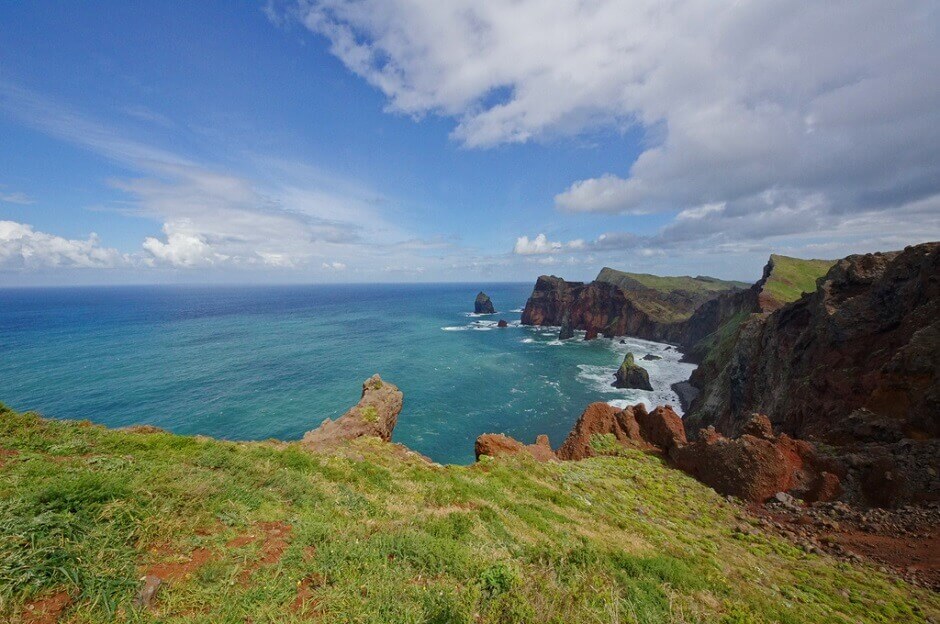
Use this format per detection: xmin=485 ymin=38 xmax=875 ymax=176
xmin=321 ymin=261 xmax=347 ymax=270
xmin=0 ymin=189 xmax=34 ymax=205
xmin=0 ymin=221 xmax=129 ymax=269
xmin=289 ymin=0 xmax=940 ymax=230
xmin=514 ymin=234 xmax=562 ymax=255
xmin=514 ymin=231 xmax=642 ymax=255
xmin=142 ymin=220 xmax=229 ymax=267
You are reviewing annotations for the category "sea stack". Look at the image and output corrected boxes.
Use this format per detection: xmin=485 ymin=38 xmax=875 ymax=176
xmin=474 ymin=291 xmax=495 ymax=314
xmin=613 ymin=352 xmax=653 ymax=390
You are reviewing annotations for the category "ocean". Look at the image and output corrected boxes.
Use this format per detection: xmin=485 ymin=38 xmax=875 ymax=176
xmin=0 ymin=283 xmax=694 ymax=464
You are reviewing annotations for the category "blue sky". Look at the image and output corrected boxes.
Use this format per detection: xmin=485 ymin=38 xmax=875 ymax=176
xmin=1 ymin=1 xmax=938 ymax=285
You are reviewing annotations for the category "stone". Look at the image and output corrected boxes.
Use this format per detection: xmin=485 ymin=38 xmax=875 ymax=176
xmin=497 ymin=319 xmax=508 ymax=328
xmin=133 ymin=575 xmax=162 ymax=608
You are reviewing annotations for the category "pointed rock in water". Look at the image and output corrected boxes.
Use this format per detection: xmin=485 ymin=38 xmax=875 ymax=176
xmin=497 ymin=319 xmax=508 ymax=328
xmin=474 ymin=292 xmax=495 ymax=314
xmin=558 ymin=311 xmax=574 ymax=340
xmin=302 ymin=375 xmax=403 ymax=450
xmin=642 ymin=353 xmax=662 ymax=361
xmin=613 ymin=352 xmax=653 ymax=390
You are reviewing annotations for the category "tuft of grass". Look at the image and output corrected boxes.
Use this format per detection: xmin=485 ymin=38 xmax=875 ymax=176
xmin=0 ymin=408 xmax=936 ymax=623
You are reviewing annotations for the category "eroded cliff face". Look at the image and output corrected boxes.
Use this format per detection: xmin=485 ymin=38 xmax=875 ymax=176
xmin=685 ymin=243 xmax=939 ymax=442
xmin=520 ymin=275 xmax=737 ymax=343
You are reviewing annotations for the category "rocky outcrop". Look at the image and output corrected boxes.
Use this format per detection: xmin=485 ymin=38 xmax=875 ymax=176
xmin=553 ymin=404 xmax=834 ymax=504
xmin=497 ymin=319 xmax=508 ymax=328
xmin=613 ymin=353 xmax=653 ymax=390
xmin=521 ymin=270 xmax=744 ymax=344
xmin=669 ymin=415 xmax=839 ymax=504
xmin=522 ymin=277 xmax=677 ymax=342
xmin=642 ymin=354 xmax=662 ymax=361
xmin=474 ymin=292 xmax=495 ymax=314
xmin=475 ymin=433 xmax=556 ymax=462
xmin=555 ymin=403 xmax=684 ymax=460
xmin=302 ymin=375 xmax=403 ymax=450
xmin=685 ymin=242 xmax=940 ymax=442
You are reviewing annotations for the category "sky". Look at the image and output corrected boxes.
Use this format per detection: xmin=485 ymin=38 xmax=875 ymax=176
xmin=1 ymin=1 xmax=938 ymax=286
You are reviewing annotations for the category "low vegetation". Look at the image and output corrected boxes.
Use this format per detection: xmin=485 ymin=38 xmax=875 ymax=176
xmin=1 ymin=404 xmax=936 ymax=623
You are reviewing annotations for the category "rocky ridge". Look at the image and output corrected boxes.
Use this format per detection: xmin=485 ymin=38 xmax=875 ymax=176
xmin=302 ymin=375 xmax=403 ymax=450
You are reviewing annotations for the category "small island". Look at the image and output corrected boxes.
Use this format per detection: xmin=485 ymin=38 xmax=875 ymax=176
xmin=613 ymin=352 xmax=653 ymax=390
xmin=474 ymin=291 xmax=495 ymax=314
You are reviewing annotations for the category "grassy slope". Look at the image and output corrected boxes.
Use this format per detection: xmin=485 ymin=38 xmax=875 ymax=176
xmin=1 ymin=406 xmax=937 ymax=623
xmin=762 ymin=255 xmax=835 ymax=304
xmin=595 ymin=268 xmax=749 ymax=324
xmin=596 ymin=268 xmax=749 ymax=295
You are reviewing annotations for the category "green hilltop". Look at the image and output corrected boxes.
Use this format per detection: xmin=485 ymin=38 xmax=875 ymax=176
xmin=1 ymin=404 xmax=936 ymax=623
xmin=594 ymin=268 xmax=748 ymax=324
xmin=596 ymin=268 xmax=750 ymax=295
xmin=762 ymin=254 xmax=837 ymax=305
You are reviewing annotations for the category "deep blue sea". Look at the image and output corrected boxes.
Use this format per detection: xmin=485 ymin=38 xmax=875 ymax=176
xmin=0 ymin=284 xmax=694 ymax=464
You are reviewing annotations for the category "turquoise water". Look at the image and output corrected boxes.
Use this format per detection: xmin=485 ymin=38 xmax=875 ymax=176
xmin=0 ymin=284 xmax=694 ymax=464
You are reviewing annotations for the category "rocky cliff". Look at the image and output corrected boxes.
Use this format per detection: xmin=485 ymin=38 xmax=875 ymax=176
xmin=520 ymin=270 xmax=744 ymax=342
xmin=685 ymin=243 xmax=939 ymax=442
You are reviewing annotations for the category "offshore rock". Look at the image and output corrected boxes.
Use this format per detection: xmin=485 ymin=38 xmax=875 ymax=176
xmin=613 ymin=353 xmax=653 ymax=390
xmin=497 ymin=319 xmax=508 ymax=328
xmin=474 ymin=292 xmax=495 ymax=314
xmin=302 ymin=375 xmax=403 ymax=450
xmin=558 ymin=310 xmax=575 ymax=340
xmin=475 ymin=433 xmax=556 ymax=462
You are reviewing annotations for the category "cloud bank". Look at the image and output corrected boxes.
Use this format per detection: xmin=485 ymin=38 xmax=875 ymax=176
xmin=291 ymin=0 xmax=940 ymax=242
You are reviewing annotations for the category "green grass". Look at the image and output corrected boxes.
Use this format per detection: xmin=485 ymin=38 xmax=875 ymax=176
xmin=762 ymin=255 xmax=835 ymax=304
xmin=0 ymin=403 xmax=936 ymax=623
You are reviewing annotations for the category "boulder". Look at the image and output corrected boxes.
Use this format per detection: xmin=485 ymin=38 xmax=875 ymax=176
xmin=641 ymin=353 xmax=662 ymax=361
xmin=497 ymin=319 xmax=508 ymax=328
xmin=474 ymin=292 xmax=495 ymax=314
xmin=302 ymin=375 xmax=403 ymax=450
xmin=475 ymin=433 xmax=556 ymax=462
xmin=668 ymin=415 xmax=834 ymax=503
xmin=613 ymin=353 xmax=653 ymax=390
xmin=636 ymin=405 xmax=686 ymax=452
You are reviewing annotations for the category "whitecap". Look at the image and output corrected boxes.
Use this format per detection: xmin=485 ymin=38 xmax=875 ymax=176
xmin=441 ymin=326 xmax=469 ymax=331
